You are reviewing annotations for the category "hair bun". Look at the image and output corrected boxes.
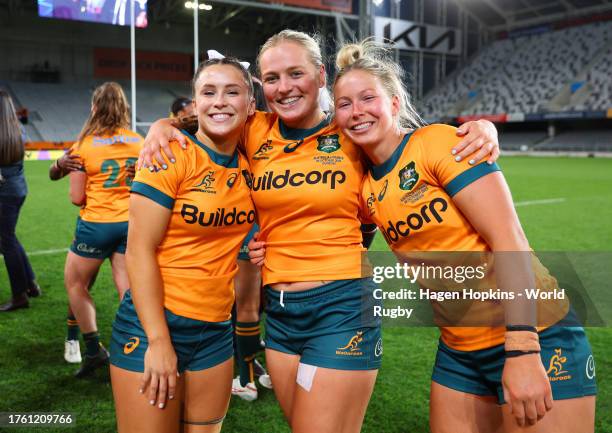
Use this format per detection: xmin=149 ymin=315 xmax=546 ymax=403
xmin=336 ymin=43 xmax=363 ymax=70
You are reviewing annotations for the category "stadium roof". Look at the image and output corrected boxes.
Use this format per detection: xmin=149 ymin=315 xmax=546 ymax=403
xmin=453 ymin=0 xmax=612 ymax=30
xmin=149 ymin=1 xmax=612 ymax=35
xmin=2 ymin=0 xmax=611 ymax=32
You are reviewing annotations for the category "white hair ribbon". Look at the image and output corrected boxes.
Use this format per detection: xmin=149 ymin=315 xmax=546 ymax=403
xmin=207 ymin=50 xmax=250 ymax=70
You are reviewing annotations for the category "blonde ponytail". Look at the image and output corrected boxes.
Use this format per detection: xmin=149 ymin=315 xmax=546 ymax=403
xmin=334 ymin=40 xmax=424 ymax=131
xmin=335 ymin=43 xmax=363 ymax=70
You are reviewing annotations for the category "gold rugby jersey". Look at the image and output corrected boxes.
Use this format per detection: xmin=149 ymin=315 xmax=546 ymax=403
xmin=361 ymin=124 xmax=568 ymax=351
xmin=243 ymin=112 xmax=368 ymax=285
xmin=74 ymin=128 xmax=143 ymax=222
xmin=131 ymin=132 xmax=255 ymax=322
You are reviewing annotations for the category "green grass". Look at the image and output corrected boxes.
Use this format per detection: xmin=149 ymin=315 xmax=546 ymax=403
xmin=1 ymin=157 xmax=611 ymax=432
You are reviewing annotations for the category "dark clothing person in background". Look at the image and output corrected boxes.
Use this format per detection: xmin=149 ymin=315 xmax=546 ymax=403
xmin=0 ymin=90 xmax=40 ymax=312
xmin=169 ymin=96 xmax=194 ymax=119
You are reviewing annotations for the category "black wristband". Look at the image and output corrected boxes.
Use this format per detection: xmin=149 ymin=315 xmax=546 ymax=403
xmin=506 ymin=325 xmax=537 ymax=333
xmin=505 ymin=350 xmax=540 ymax=358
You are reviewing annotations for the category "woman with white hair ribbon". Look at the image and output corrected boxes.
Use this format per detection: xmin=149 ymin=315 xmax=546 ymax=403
xmin=206 ymin=49 xmax=272 ymax=401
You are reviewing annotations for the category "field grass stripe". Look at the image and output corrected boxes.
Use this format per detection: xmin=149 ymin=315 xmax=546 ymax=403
xmin=515 ymin=198 xmax=566 ymax=207
xmin=0 ymin=247 xmax=68 ymax=261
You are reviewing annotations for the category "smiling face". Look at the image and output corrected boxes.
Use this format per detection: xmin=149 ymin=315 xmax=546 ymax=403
xmin=193 ymin=64 xmax=254 ymax=145
xmin=259 ymin=41 xmax=326 ymax=129
xmin=334 ymin=69 xmax=400 ymax=148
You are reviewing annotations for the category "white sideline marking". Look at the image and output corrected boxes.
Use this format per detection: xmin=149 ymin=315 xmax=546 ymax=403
xmin=515 ymin=198 xmax=566 ymax=207
xmin=27 ymin=248 xmax=69 ymax=256
xmin=0 ymin=198 xmax=570 ymax=262
xmin=0 ymin=247 xmax=68 ymax=261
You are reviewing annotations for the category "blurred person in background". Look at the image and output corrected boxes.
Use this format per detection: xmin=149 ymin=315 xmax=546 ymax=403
xmin=170 ymin=96 xmax=194 ymax=119
xmin=64 ymin=82 xmax=142 ymax=378
xmin=0 ymin=90 xmax=40 ymax=312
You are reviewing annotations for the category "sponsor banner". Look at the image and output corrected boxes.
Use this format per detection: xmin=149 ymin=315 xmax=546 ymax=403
xmin=26 ymin=141 xmax=73 ymax=151
xmin=525 ymin=113 xmax=544 ymax=121
xmin=456 ymin=113 xmax=507 ymax=123
xmin=543 ymin=111 xmax=585 ymax=120
xmin=24 ymin=150 xmax=66 ymax=161
xmin=374 ymin=17 xmax=461 ymax=55
xmin=259 ymin=0 xmax=351 ymax=13
xmin=507 ymin=24 xmax=552 ymax=39
xmin=449 ymin=111 xmax=606 ymax=123
xmin=585 ymin=111 xmax=607 ymax=119
xmin=506 ymin=112 xmax=525 ymax=122
xmin=94 ymin=48 xmax=192 ymax=81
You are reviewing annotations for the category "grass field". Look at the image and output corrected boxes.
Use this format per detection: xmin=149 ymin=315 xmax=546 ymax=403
xmin=1 ymin=156 xmax=611 ymax=433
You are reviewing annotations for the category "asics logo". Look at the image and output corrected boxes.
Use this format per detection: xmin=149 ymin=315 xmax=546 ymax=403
xmin=283 ymin=140 xmax=304 ymax=153
xmin=123 ymin=337 xmax=140 ymax=354
xmin=227 ymin=173 xmax=238 ymax=188
xmin=378 ymin=180 xmax=388 ymax=201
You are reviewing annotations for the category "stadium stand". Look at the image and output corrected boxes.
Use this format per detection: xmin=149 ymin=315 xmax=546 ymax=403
xmin=499 ymin=131 xmax=548 ymax=150
xmin=6 ymin=81 xmax=190 ymax=141
xmin=9 ymin=82 xmax=91 ymax=141
xmin=535 ymin=129 xmax=612 ymax=152
xmin=421 ymin=38 xmax=519 ymax=118
xmin=421 ymin=21 xmax=612 ymax=118
xmin=569 ymin=45 xmax=612 ymax=111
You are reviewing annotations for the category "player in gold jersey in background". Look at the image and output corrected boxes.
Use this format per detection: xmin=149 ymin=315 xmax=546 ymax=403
xmin=64 ymin=82 xmax=143 ymax=378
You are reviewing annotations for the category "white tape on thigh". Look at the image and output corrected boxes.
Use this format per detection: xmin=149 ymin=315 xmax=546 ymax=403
xmin=296 ymin=362 xmax=317 ymax=392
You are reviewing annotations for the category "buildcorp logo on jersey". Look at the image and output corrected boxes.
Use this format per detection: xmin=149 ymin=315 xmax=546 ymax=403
xmin=181 ymin=204 xmax=255 ymax=227
xmin=251 ymin=169 xmax=346 ymax=191
xmin=382 ymin=197 xmax=448 ymax=244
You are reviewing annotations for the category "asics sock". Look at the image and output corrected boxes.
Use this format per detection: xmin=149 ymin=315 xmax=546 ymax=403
xmin=82 ymin=331 xmax=101 ymax=357
xmin=66 ymin=314 xmax=80 ymax=341
xmin=235 ymin=321 xmax=262 ymax=387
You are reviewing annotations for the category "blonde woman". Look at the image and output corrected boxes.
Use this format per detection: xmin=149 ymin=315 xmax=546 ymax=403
xmin=331 ymin=39 xmax=596 ymax=433
xmin=64 ymin=82 xmax=143 ymax=378
xmin=140 ymin=30 xmax=501 ymax=433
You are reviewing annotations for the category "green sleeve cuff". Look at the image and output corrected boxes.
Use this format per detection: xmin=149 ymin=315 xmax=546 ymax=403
xmin=445 ymin=162 xmax=501 ymax=197
xmin=131 ymin=181 xmax=175 ymax=209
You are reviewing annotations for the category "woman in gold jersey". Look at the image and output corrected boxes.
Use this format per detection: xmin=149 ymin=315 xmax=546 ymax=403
xmin=331 ymin=39 xmax=596 ymax=433
xmin=64 ymin=82 xmax=143 ymax=378
xmin=141 ymin=30 xmax=501 ymax=433
xmin=110 ymin=58 xmax=256 ymax=433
